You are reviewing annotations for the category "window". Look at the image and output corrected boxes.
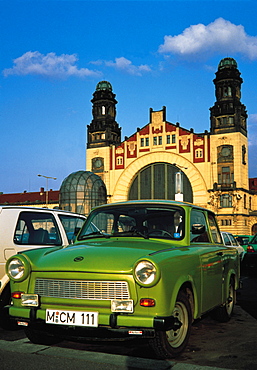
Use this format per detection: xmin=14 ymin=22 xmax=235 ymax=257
xmin=208 ymin=213 xmax=222 ymax=243
xmin=140 ymin=138 xmax=144 ymax=147
xmin=172 ymin=134 xmax=176 ymax=144
xmin=145 ymin=137 xmax=149 ymax=146
xmin=14 ymin=212 xmax=62 ymax=246
xmin=58 ymin=215 xmax=85 ymax=243
xmin=153 ymin=137 xmax=157 ymax=145
xmin=195 ymin=148 xmax=203 ymax=158
xmin=220 ymin=194 xmax=232 ymax=208
xmin=102 ymin=106 xmax=106 ymax=115
xmin=218 ymin=166 xmax=233 ymax=185
xmin=158 ymin=136 xmax=162 ymax=145
xmin=117 ymin=157 xmax=123 ymax=166
xmin=129 ymin=163 xmax=193 ymax=202
xmin=166 ymin=135 xmax=170 ymax=144
xmin=190 ymin=209 xmax=210 ymax=243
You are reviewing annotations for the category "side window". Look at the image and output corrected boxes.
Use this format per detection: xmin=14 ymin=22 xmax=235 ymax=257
xmin=208 ymin=213 xmax=222 ymax=243
xmin=14 ymin=212 xmax=62 ymax=246
xmin=190 ymin=210 xmax=210 ymax=243
xmin=58 ymin=215 xmax=85 ymax=243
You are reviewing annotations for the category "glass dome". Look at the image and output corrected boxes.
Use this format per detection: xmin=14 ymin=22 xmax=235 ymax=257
xmin=218 ymin=57 xmax=237 ymax=69
xmin=59 ymin=171 xmax=107 ymax=216
xmin=96 ymin=81 xmax=113 ymax=91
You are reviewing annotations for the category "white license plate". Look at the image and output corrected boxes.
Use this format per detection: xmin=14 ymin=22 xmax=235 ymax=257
xmin=46 ymin=309 xmax=98 ymax=327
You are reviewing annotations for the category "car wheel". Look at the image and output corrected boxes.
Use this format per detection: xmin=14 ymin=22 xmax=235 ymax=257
xmin=25 ymin=327 xmax=61 ymax=345
xmin=149 ymin=290 xmax=192 ymax=359
xmin=0 ymin=284 xmax=18 ymax=330
xmin=212 ymin=277 xmax=235 ymax=322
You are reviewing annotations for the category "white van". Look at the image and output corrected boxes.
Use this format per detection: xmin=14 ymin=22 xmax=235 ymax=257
xmin=0 ymin=206 xmax=86 ymax=329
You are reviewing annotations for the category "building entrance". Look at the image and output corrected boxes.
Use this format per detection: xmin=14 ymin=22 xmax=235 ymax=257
xmin=128 ymin=163 xmax=193 ymax=202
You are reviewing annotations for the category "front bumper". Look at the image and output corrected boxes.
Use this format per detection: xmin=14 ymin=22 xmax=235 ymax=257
xmin=7 ymin=305 xmax=181 ymax=339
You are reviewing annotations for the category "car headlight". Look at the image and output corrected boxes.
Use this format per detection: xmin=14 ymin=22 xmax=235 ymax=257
xmin=134 ymin=260 xmax=159 ymax=287
xmin=6 ymin=256 xmax=30 ymax=282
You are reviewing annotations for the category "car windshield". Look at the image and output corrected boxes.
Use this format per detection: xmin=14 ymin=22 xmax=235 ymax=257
xmin=250 ymin=234 xmax=257 ymax=244
xmin=78 ymin=205 xmax=184 ymax=240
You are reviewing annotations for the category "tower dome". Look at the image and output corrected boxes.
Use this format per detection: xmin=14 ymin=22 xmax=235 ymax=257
xmin=218 ymin=57 xmax=237 ymax=69
xmin=96 ymin=81 xmax=113 ymax=91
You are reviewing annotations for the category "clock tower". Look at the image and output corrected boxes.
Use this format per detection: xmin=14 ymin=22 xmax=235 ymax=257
xmin=209 ymin=58 xmax=249 ymax=232
xmin=87 ymin=81 xmax=121 ymax=149
xmin=210 ymin=57 xmax=247 ymax=136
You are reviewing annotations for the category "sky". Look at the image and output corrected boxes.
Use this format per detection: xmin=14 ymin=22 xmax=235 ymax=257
xmin=1 ymin=0 xmax=257 ymax=194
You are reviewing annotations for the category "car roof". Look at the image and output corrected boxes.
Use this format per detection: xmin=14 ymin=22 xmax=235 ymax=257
xmin=92 ymin=200 xmax=211 ymax=213
xmin=0 ymin=205 xmax=85 ymax=217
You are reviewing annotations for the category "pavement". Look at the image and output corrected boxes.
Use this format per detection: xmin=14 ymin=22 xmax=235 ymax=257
xmin=0 ymin=304 xmax=256 ymax=369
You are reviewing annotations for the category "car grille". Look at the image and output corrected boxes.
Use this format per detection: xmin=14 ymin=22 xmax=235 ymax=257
xmin=34 ymin=278 xmax=130 ymax=300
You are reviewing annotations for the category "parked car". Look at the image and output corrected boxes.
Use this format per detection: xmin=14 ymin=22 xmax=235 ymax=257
xmin=5 ymin=200 xmax=240 ymax=358
xmin=243 ymin=233 xmax=257 ymax=273
xmin=0 ymin=205 xmax=86 ymax=328
xmin=234 ymin=235 xmax=253 ymax=251
xmin=221 ymin=232 xmax=245 ymax=261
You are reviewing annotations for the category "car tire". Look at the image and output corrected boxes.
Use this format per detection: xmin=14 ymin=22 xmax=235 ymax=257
xmin=0 ymin=284 xmax=18 ymax=331
xmin=212 ymin=277 xmax=235 ymax=323
xmin=25 ymin=327 xmax=61 ymax=345
xmin=149 ymin=290 xmax=192 ymax=359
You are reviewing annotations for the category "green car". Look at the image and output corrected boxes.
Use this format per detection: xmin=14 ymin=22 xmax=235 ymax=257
xmin=5 ymin=200 xmax=240 ymax=359
xmin=234 ymin=235 xmax=253 ymax=252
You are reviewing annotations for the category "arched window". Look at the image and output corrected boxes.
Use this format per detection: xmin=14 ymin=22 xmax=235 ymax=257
xmin=128 ymin=163 xmax=193 ymax=203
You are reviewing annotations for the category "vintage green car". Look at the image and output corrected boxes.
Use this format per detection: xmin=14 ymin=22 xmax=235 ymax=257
xmin=5 ymin=200 xmax=240 ymax=358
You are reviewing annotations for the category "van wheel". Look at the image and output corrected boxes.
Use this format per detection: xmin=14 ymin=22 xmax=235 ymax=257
xmin=149 ymin=291 xmax=192 ymax=359
xmin=0 ymin=285 xmax=18 ymax=330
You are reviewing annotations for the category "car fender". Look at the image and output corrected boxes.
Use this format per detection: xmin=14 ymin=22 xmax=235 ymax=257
xmin=168 ymin=274 xmax=199 ymax=319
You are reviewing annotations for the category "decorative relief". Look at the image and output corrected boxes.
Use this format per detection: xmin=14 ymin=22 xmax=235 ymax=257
xmin=180 ymin=135 xmax=190 ymax=151
xmin=194 ymin=138 xmax=204 ymax=147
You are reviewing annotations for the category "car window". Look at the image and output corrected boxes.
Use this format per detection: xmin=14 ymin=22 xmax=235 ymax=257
xmin=222 ymin=233 xmax=231 ymax=245
xmin=14 ymin=212 xmax=62 ymax=246
xmin=58 ymin=215 xmax=85 ymax=243
xmin=208 ymin=213 xmax=222 ymax=243
xmin=78 ymin=206 xmax=185 ymax=240
xmin=190 ymin=210 xmax=210 ymax=243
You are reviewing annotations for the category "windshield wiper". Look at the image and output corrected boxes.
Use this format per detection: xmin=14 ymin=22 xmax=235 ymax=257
xmin=131 ymin=229 xmax=149 ymax=239
xmin=79 ymin=231 xmax=110 ymax=240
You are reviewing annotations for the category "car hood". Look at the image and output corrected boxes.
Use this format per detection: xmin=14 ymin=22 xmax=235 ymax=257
xmin=23 ymin=237 xmax=184 ymax=273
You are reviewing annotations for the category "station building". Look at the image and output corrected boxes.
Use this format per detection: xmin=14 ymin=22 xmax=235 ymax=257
xmin=86 ymin=57 xmax=257 ymax=235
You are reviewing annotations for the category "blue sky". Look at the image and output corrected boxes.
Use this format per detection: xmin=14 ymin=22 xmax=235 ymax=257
xmin=1 ymin=0 xmax=257 ymax=194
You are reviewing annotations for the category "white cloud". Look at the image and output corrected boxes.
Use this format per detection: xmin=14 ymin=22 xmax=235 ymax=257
xmin=94 ymin=57 xmax=151 ymax=76
xmin=159 ymin=18 xmax=257 ymax=60
xmin=3 ymin=51 xmax=102 ymax=78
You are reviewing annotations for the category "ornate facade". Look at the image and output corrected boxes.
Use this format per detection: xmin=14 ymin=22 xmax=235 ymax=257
xmin=86 ymin=58 xmax=257 ymax=235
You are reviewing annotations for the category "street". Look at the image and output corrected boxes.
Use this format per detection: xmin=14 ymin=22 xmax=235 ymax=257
xmin=0 ymin=273 xmax=257 ymax=369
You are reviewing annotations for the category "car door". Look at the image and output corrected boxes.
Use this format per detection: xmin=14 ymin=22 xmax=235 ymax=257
xmin=190 ymin=209 xmax=224 ymax=312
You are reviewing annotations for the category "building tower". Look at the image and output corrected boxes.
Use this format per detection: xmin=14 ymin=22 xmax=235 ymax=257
xmin=210 ymin=57 xmax=247 ymax=136
xmin=209 ymin=58 xmax=250 ymax=234
xmin=87 ymin=81 xmax=121 ymax=149
xmin=86 ymin=81 xmax=121 ymax=189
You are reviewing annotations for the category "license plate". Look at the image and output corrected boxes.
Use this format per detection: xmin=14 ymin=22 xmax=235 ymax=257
xmin=46 ymin=309 xmax=98 ymax=327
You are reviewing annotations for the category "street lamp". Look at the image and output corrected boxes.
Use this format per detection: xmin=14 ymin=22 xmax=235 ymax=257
xmin=38 ymin=174 xmax=57 ymax=207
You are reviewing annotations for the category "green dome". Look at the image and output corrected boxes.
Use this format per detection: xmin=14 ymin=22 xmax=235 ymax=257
xmin=218 ymin=57 xmax=237 ymax=69
xmin=96 ymin=81 xmax=112 ymax=92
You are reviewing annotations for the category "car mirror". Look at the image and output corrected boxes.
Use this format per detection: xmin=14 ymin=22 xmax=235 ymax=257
xmin=191 ymin=224 xmax=205 ymax=234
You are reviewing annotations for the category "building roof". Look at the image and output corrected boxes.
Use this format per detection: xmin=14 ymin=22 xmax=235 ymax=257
xmin=0 ymin=188 xmax=59 ymax=205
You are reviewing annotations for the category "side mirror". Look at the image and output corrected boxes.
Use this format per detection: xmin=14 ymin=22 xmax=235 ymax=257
xmin=191 ymin=224 xmax=205 ymax=234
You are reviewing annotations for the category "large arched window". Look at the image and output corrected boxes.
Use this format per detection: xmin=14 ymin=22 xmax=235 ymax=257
xmin=128 ymin=163 xmax=193 ymax=203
